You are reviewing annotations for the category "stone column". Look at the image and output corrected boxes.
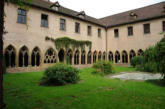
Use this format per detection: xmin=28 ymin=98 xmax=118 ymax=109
xmin=79 ymin=52 xmax=81 ymax=65
xmin=128 ymin=53 xmax=130 ymax=64
xmin=91 ymin=53 xmax=93 ymax=64
xmin=72 ymin=52 xmax=74 ymax=65
xmin=85 ymin=53 xmax=87 ymax=65
xmin=16 ymin=50 xmax=19 ymax=67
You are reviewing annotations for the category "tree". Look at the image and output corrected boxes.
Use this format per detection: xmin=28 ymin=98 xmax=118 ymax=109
xmin=0 ymin=0 xmax=5 ymax=108
xmin=0 ymin=0 xmax=31 ymax=108
xmin=155 ymin=36 xmax=165 ymax=80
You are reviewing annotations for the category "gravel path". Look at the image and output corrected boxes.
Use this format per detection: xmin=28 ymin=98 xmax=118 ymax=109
xmin=110 ymin=72 xmax=163 ymax=80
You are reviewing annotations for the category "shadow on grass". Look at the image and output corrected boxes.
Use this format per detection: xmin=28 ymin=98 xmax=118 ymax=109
xmin=146 ymin=79 xmax=165 ymax=87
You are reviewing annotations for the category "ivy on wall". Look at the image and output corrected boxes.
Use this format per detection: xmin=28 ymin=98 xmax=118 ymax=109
xmin=45 ymin=36 xmax=92 ymax=51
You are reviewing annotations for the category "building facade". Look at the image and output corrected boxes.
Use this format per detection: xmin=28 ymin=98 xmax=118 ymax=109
xmin=3 ymin=0 xmax=165 ymax=72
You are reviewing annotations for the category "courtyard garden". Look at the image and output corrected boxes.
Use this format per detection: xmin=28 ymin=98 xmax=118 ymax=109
xmin=4 ymin=65 xmax=165 ymax=109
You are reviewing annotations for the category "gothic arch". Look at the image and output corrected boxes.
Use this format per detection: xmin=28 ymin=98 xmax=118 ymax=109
xmin=98 ymin=51 xmax=102 ymax=61
xmin=81 ymin=50 xmax=86 ymax=64
xmin=115 ymin=51 xmax=120 ymax=63
xmin=44 ymin=48 xmax=57 ymax=63
xmin=74 ymin=50 xmax=80 ymax=65
xmin=66 ymin=49 xmax=72 ymax=65
xmin=31 ymin=47 xmax=41 ymax=66
xmin=87 ymin=51 xmax=92 ymax=64
xmin=103 ymin=52 xmax=106 ymax=60
xmin=130 ymin=50 xmax=136 ymax=61
xmin=122 ymin=50 xmax=128 ymax=63
xmin=5 ymin=45 xmax=16 ymax=68
xmin=58 ymin=49 xmax=65 ymax=63
xmin=19 ymin=46 xmax=29 ymax=67
xmin=93 ymin=51 xmax=97 ymax=63
xmin=138 ymin=49 xmax=144 ymax=56
xmin=108 ymin=51 xmax=113 ymax=62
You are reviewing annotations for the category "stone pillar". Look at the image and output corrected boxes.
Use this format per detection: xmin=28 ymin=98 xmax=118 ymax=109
xmin=16 ymin=50 xmax=19 ymax=67
xmin=120 ymin=54 xmax=122 ymax=64
xmin=91 ymin=53 xmax=93 ymax=64
xmin=128 ymin=53 xmax=130 ymax=64
xmin=28 ymin=52 xmax=31 ymax=67
xmin=79 ymin=52 xmax=81 ymax=65
xmin=72 ymin=52 xmax=74 ymax=65
xmin=85 ymin=53 xmax=87 ymax=65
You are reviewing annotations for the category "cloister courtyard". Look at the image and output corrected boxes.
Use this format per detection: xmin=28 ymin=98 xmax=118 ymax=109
xmin=4 ymin=66 xmax=165 ymax=109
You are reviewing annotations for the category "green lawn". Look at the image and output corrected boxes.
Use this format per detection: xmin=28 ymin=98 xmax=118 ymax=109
xmin=4 ymin=66 xmax=165 ymax=109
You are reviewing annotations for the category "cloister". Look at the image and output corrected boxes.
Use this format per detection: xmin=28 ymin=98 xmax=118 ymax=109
xmin=4 ymin=45 xmax=144 ymax=68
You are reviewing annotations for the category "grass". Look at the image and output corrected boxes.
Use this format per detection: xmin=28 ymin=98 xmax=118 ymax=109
xmin=4 ymin=66 xmax=165 ymax=109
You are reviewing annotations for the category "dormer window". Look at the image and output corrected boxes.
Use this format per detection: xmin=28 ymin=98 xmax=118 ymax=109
xmin=77 ymin=11 xmax=86 ymax=19
xmin=50 ymin=1 xmax=60 ymax=11
xmin=129 ymin=12 xmax=138 ymax=19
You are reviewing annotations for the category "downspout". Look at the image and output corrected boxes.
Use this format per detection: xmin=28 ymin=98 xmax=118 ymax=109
xmin=105 ymin=26 xmax=108 ymax=61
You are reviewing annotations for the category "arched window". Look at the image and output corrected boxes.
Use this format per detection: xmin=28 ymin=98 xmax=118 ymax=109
xmin=115 ymin=51 xmax=120 ymax=63
xmin=122 ymin=51 xmax=128 ymax=63
xmin=81 ymin=50 xmax=86 ymax=64
xmin=130 ymin=50 xmax=136 ymax=61
xmin=67 ymin=49 xmax=72 ymax=65
xmin=98 ymin=51 xmax=102 ymax=61
xmin=31 ymin=47 xmax=40 ymax=66
xmin=19 ymin=46 xmax=29 ymax=67
xmin=103 ymin=52 xmax=106 ymax=60
xmin=93 ymin=51 xmax=97 ymax=63
xmin=74 ymin=50 xmax=79 ymax=65
xmin=108 ymin=51 xmax=113 ymax=62
xmin=5 ymin=45 xmax=16 ymax=68
xmin=44 ymin=48 xmax=56 ymax=63
xmin=87 ymin=51 xmax=92 ymax=64
xmin=138 ymin=49 xmax=144 ymax=56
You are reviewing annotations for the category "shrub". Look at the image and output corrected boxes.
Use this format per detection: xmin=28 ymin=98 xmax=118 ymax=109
xmin=144 ymin=62 xmax=157 ymax=73
xmin=92 ymin=61 xmax=115 ymax=75
xmin=40 ymin=63 xmax=80 ymax=86
xmin=130 ymin=56 xmax=144 ymax=69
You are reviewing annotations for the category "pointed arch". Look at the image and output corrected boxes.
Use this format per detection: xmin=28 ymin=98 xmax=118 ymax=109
xmin=122 ymin=50 xmax=128 ymax=63
xmin=74 ymin=50 xmax=80 ymax=65
xmin=108 ymin=51 xmax=113 ymax=62
xmin=87 ymin=51 xmax=92 ymax=64
xmin=103 ymin=52 xmax=106 ymax=61
xmin=93 ymin=51 xmax=97 ymax=63
xmin=138 ymin=49 xmax=144 ymax=56
xmin=58 ymin=49 xmax=65 ymax=63
xmin=130 ymin=50 xmax=136 ymax=61
xmin=44 ymin=48 xmax=57 ymax=63
xmin=98 ymin=51 xmax=102 ymax=61
xmin=66 ymin=49 xmax=72 ymax=65
xmin=81 ymin=50 xmax=86 ymax=64
xmin=19 ymin=46 xmax=29 ymax=67
xmin=115 ymin=51 xmax=120 ymax=63
xmin=5 ymin=45 xmax=16 ymax=68
xmin=31 ymin=47 xmax=41 ymax=66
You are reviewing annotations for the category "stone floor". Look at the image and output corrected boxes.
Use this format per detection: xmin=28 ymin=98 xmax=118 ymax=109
xmin=110 ymin=72 xmax=163 ymax=80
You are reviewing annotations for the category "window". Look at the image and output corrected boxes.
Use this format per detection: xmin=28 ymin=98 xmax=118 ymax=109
xmin=128 ymin=26 xmax=133 ymax=36
xmin=87 ymin=26 xmax=92 ymax=36
xmin=17 ymin=8 xmax=26 ymax=24
xmin=75 ymin=22 xmax=80 ymax=33
xmin=163 ymin=21 xmax=165 ymax=32
xmin=41 ymin=14 xmax=48 ymax=27
xmin=114 ymin=29 xmax=119 ymax=37
xmin=98 ymin=28 xmax=101 ymax=37
xmin=60 ymin=18 xmax=66 ymax=30
xmin=143 ymin=23 xmax=150 ymax=34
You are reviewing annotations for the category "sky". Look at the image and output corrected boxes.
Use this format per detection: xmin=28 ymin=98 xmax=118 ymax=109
xmin=50 ymin=0 xmax=165 ymax=18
